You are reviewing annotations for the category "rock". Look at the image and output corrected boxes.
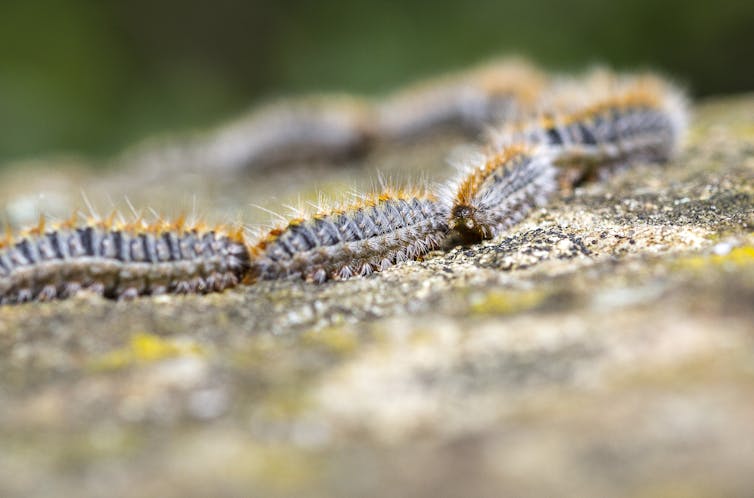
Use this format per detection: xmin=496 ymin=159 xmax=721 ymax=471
xmin=0 ymin=94 xmax=753 ymax=497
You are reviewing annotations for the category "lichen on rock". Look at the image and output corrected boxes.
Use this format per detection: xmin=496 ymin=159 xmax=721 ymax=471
xmin=0 ymin=95 xmax=753 ymax=498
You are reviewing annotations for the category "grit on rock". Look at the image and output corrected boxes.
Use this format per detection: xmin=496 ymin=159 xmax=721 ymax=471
xmin=0 ymin=95 xmax=753 ymax=497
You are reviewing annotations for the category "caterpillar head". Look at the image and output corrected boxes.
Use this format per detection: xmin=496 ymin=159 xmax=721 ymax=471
xmin=448 ymin=204 xmax=489 ymax=244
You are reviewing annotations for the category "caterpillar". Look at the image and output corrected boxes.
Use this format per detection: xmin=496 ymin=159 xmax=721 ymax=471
xmin=0 ymin=190 xmax=450 ymax=302
xmin=442 ymin=73 xmax=686 ymax=244
xmin=123 ymin=96 xmax=375 ymax=176
xmin=0 ymin=66 xmax=690 ymax=305
xmin=375 ymin=58 xmax=546 ymax=142
xmin=444 ymin=144 xmax=558 ymax=244
xmin=120 ymin=58 xmax=546 ymax=177
xmin=0 ymin=217 xmax=250 ymax=304
xmin=490 ymin=73 xmax=688 ymax=183
xmin=202 ymin=96 xmax=376 ymax=172
xmin=249 ymin=189 xmax=450 ymax=283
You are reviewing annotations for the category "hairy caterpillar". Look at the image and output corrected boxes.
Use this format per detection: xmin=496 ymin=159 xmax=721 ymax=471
xmin=376 ymin=58 xmax=546 ymax=142
xmin=249 ymin=189 xmax=449 ymax=283
xmin=120 ymin=59 xmax=546 ymax=177
xmin=444 ymin=145 xmax=558 ymax=244
xmin=124 ymin=96 xmax=375 ymax=176
xmin=202 ymin=96 xmax=376 ymax=172
xmin=0 ymin=217 xmax=249 ymax=304
xmin=442 ymin=73 xmax=687 ymax=244
xmin=490 ymin=73 xmax=688 ymax=183
xmin=0 ymin=190 xmax=450 ymax=303
xmin=0 ymin=66 xmax=690 ymax=305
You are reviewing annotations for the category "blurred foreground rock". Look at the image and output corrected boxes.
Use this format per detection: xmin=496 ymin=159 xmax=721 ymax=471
xmin=0 ymin=94 xmax=753 ymax=498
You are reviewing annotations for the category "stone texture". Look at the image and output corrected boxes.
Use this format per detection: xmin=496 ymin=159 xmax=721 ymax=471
xmin=0 ymin=94 xmax=753 ymax=498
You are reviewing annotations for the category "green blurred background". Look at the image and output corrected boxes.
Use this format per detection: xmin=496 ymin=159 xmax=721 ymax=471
xmin=1 ymin=0 xmax=753 ymax=166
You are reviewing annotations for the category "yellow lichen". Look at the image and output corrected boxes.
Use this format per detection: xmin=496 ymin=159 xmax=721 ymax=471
xmin=261 ymin=387 xmax=313 ymax=419
xmin=302 ymin=326 xmax=359 ymax=355
xmin=674 ymin=246 xmax=754 ymax=271
xmin=252 ymin=446 xmax=323 ymax=491
xmin=91 ymin=332 xmax=205 ymax=370
xmin=468 ymin=289 xmax=547 ymax=315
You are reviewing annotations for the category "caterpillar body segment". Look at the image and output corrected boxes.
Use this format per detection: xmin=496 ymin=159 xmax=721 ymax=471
xmin=205 ymin=96 xmax=376 ymax=172
xmin=376 ymin=59 xmax=547 ymax=141
xmin=0 ymin=220 xmax=250 ymax=304
xmin=250 ymin=191 xmax=450 ymax=283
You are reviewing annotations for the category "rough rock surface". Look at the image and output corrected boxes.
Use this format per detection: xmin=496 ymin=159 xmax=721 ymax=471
xmin=0 ymin=95 xmax=753 ymax=498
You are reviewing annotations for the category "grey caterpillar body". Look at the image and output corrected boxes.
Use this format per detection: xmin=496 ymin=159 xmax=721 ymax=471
xmin=250 ymin=192 xmax=449 ymax=283
xmin=530 ymin=105 xmax=677 ymax=165
xmin=491 ymin=73 xmax=688 ymax=183
xmin=0 ymin=224 xmax=249 ymax=304
xmin=375 ymin=58 xmax=546 ymax=142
